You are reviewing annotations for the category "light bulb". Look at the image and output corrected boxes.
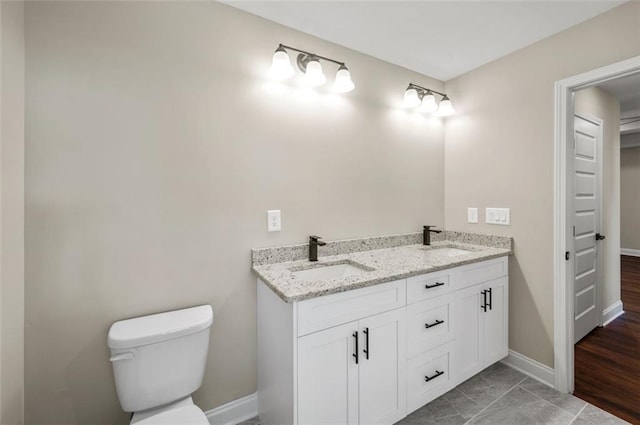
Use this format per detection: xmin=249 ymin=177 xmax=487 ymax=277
xmin=419 ymin=90 xmax=438 ymax=113
xmin=269 ymin=46 xmax=294 ymax=80
xmin=304 ymin=58 xmax=326 ymax=86
xmin=403 ymin=87 xmax=421 ymax=108
xmin=333 ymin=65 xmax=355 ymax=93
xmin=435 ymin=96 xmax=455 ymax=116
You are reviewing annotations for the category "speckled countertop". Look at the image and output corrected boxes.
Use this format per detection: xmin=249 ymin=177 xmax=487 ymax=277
xmin=252 ymin=232 xmax=512 ymax=303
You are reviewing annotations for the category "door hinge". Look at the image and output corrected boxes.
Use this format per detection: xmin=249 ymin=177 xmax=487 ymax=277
xmin=565 ymin=251 xmax=570 ymax=261
xmin=573 ymin=226 xmax=576 ymax=237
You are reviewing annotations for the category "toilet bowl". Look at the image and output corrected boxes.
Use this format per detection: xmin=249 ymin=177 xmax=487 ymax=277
xmin=108 ymin=305 xmax=213 ymax=425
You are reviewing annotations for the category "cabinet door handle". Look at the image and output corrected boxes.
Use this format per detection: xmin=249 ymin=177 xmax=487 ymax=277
xmin=425 ymin=281 xmax=445 ymax=289
xmin=488 ymin=287 xmax=493 ymax=311
xmin=425 ymin=370 xmax=445 ymax=382
xmin=481 ymin=290 xmax=487 ymax=312
xmin=424 ymin=319 xmax=444 ymax=329
xmin=352 ymin=331 xmax=359 ymax=364
xmin=363 ymin=327 xmax=369 ymax=360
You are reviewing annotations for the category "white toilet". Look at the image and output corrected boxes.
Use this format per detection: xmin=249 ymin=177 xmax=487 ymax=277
xmin=108 ymin=305 xmax=213 ymax=424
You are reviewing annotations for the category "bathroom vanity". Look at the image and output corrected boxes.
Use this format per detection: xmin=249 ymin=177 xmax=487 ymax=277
xmin=252 ymin=232 xmax=511 ymax=425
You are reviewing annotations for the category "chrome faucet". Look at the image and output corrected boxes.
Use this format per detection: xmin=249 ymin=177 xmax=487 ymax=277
xmin=309 ymin=235 xmax=326 ymax=261
xmin=423 ymin=226 xmax=442 ymax=246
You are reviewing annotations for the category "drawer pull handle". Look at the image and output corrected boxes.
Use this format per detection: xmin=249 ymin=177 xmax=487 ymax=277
xmin=363 ymin=327 xmax=369 ymax=360
xmin=353 ymin=331 xmax=359 ymax=364
xmin=481 ymin=290 xmax=487 ymax=312
xmin=425 ymin=282 xmax=445 ymax=289
xmin=425 ymin=370 xmax=445 ymax=382
xmin=424 ymin=319 xmax=444 ymax=329
xmin=487 ymin=287 xmax=493 ymax=311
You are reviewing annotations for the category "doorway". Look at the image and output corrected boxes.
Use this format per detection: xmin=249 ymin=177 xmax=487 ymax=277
xmin=572 ymin=73 xmax=640 ymax=424
xmin=553 ymin=56 xmax=640 ymax=395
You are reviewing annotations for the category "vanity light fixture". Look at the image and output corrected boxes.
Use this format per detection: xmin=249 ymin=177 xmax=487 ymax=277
xmin=269 ymin=45 xmax=295 ymax=80
xmin=269 ymin=44 xmax=355 ymax=92
xmin=402 ymin=87 xmax=421 ymax=108
xmin=402 ymin=83 xmax=455 ymax=116
xmin=302 ymin=56 xmax=327 ymax=86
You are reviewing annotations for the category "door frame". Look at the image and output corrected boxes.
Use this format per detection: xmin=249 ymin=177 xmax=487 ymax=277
xmin=554 ymin=56 xmax=640 ymax=393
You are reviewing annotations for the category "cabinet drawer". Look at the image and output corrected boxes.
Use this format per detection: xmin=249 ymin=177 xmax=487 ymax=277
xmin=297 ymin=279 xmax=406 ymax=336
xmin=407 ymin=271 xmax=451 ymax=304
xmin=406 ymin=342 xmax=454 ymax=414
xmin=455 ymin=257 xmax=508 ymax=291
xmin=406 ymin=294 xmax=454 ymax=358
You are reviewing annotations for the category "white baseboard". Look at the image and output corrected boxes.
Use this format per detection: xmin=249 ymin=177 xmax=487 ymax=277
xmin=206 ymin=393 xmax=257 ymax=425
xmin=501 ymin=350 xmax=555 ymax=388
xmin=621 ymin=248 xmax=640 ymax=257
xmin=602 ymin=300 xmax=625 ymax=326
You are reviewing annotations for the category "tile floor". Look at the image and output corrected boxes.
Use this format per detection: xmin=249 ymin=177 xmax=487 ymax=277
xmin=237 ymin=363 xmax=629 ymax=425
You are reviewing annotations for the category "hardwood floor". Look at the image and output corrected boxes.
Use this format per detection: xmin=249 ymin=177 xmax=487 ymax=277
xmin=622 ymin=255 xmax=640 ymax=314
xmin=574 ymin=255 xmax=640 ymax=424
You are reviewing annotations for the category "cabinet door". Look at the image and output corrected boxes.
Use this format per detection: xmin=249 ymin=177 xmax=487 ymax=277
xmin=358 ymin=308 xmax=406 ymax=425
xmin=298 ymin=322 xmax=359 ymax=425
xmin=406 ymin=293 xmax=454 ymax=358
xmin=452 ymin=285 xmax=483 ymax=384
xmin=483 ymin=277 xmax=509 ymax=366
xmin=406 ymin=342 xmax=454 ymax=414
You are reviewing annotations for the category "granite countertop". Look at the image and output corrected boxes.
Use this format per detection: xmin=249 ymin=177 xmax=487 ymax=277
xmin=252 ymin=232 xmax=512 ymax=303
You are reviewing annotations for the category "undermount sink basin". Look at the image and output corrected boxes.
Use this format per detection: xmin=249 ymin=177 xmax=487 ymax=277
xmin=425 ymin=247 xmax=472 ymax=257
xmin=290 ymin=261 xmax=373 ymax=281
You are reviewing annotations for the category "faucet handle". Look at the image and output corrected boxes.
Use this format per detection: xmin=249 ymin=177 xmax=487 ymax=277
xmin=309 ymin=235 xmax=322 ymax=241
xmin=424 ymin=225 xmax=442 ymax=233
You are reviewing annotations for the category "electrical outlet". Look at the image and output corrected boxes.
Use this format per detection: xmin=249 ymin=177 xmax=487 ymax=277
xmin=267 ymin=210 xmax=281 ymax=232
xmin=486 ymin=208 xmax=510 ymax=225
xmin=468 ymin=208 xmax=478 ymax=223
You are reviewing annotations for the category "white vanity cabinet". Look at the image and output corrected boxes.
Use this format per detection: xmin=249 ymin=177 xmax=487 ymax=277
xmin=297 ymin=307 xmax=406 ymax=425
xmin=257 ymin=255 xmax=508 ymax=425
xmin=257 ymin=279 xmax=406 ymax=425
xmin=453 ymin=258 xmax=509 ymax=383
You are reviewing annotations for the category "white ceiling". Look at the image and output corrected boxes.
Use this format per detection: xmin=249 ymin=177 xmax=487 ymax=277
xmin=596 ymin=73 xmax=640 ymax=146
xmin=224 ymin=1 xmax=625 ymax=81
xmin=597 ymin=73 xmax=640 ymax=114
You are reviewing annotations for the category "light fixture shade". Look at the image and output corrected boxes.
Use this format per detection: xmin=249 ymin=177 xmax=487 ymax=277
xmin=419 ymin=91 xmax=438 ymax=113
xmin=304 ymin=58 xmax=326 ymax=86
xmin=333 ymin=65 xmax=355 ymax=93
xmin=435 ymin=96 xmax=455 ymax=116
xmin=270 ymin=47 xmax=294 ymax=80
xmin=403 ymin=88 xmax=421 ymax=108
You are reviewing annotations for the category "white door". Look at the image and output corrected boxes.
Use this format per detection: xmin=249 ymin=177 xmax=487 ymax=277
xmin=358 ymin=308 xmax=406 ymax=425
xmin=452 ymin=285 xmax=483 ymax=382
xmin=482 ymin=277 xmax=509 ymax=365
xmin=297 ymin=321 xmax=359 ymax=425
xmin=573 ymin=114 xmax=603 ymax=343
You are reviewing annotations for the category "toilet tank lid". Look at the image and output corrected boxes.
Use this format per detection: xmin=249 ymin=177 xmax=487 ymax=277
xmin=108 ymin=305 xmax=213 ymax=350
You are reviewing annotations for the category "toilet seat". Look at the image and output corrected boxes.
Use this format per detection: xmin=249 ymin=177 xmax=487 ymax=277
xmin=131 ymin=405 xmax=208 ymax=425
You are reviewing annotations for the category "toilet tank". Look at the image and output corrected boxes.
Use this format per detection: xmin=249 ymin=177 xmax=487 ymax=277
xmin=108 ymin=305 xmax=213 ymax=413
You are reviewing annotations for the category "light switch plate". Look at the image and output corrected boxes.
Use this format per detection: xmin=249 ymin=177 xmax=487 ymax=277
xmin=267 ymin=210 xmax=281 ymax=232
xmin=468 ymin=208 xmax=478 ymax=224
xmin=486 ymin=208 xmax=510 ymax=225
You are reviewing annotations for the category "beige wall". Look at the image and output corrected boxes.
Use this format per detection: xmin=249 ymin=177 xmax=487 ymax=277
xmin=0 ymin=0 xmax=25 ymax=423
xmin=574 ymin=86 xmax=621 ymax=313
xmin=443 ymin=2 xmax=640 ymax=367
xmin=24 ymin=2 xmax=445 ymax=423
xmin=21 ymin=1 xmax=640 ymax=422
xmin=621 ymin=147 xmax=640 ymax=250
